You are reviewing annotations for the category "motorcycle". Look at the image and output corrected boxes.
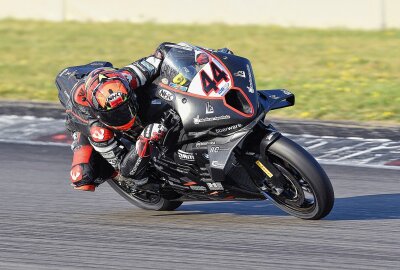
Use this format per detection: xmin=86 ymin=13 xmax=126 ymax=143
xmin=108 ymin=43 xmax=334 ymax=220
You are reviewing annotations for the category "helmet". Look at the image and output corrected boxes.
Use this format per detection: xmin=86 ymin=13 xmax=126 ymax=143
xmin=85 ymin=68 xmax=138 ymax=131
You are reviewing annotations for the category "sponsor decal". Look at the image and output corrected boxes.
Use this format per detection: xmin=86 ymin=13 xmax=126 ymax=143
xmin=209 ymin=146 xmax=220 ymax=153
xmin=63 ymin=90 xmax=70 ymax=99
xmin=178 ymin=150 xmax=195 ymax=161
xmin=205 ymin=102 xmax=214 ymax=114
xmin=282 ymin=89 xmax=292 ymax=95
xmin=70 ymin=170 xmax=81 ymax=181
xmin=193 ymin=115 xmax=230 ymax=125
xmin=158 ymin=89 xmax=174 ymax=101
xmin=129 ymin=157 xmax=142 ymax=175
xmin=59 ymin=68 xmax=71 ymax=77
xmin=101 ymin=151 xmax=115 ymax=159
xmin=161 ymin=78 xmax=169 ymax=84
xmin=211 ymin=160 xmax=224 ymax=168
xmin=217 ymin=82 xmax=230 ymax=96
xmin=172 ymin=73 xmax=187 ymax=86
xmin=195 ymin=141 xmax=216 ymax=148
xmin=107 ymin=157 xmax=118 ymax=167
xmin=215 ymin=123 xmax=243 ymax=134
xmin=107 ymin=92 xmax=125 ymax=108
xmin=92 ymin=128 xmax=105 ymax=140
xmin=234 ymin=70 xmax=246 ymax=78
xmin=207 ymin=182 xmax=224 ymax=191
xmin=190 ymin=185 xmax=207 ymax=191
xmin=246 ymin=64 xmax=255 ymax=93
xmin=169 ymin=83 xmax=188 ymax=92
xmin=202 ymin=153 xmax=210 ymax=159
xmin=255 ymin=160 xmax=273 ymax=178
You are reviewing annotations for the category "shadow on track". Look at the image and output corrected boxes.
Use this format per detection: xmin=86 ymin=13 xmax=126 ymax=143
xmin=166 ymin=193 xmax=400 ymax=220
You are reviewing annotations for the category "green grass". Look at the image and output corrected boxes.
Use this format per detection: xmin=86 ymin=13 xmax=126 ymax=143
xmin=0 ymin=19 xmax=399 ymax=123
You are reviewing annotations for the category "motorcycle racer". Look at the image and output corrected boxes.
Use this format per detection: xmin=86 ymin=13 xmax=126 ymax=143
xmin=56 ymin=43 xmax=177 ymax=192
xmin=56 ymin=43 xmax=233 ymax=192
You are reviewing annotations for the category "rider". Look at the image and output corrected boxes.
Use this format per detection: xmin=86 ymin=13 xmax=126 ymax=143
xmin=60 ymin=43 xmax=175 ymax=192
xmin=59 ymin=43 xmax=233 ymax=192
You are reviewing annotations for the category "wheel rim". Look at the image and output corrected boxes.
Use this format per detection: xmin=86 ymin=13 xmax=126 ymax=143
xmin=264 ymin=154 xmax=317 ymax=213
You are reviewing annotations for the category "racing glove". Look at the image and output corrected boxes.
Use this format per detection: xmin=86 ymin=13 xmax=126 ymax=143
xmin=119 ymin=123 xmax=167 ymax=178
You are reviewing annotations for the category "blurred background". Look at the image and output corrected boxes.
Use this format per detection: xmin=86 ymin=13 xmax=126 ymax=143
xmin=0 ymin=0 xmax=399 ymax=123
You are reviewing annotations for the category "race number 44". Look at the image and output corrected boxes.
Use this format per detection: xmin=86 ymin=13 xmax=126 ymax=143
xmin=200 ymin=61 xmax=229 ymax=94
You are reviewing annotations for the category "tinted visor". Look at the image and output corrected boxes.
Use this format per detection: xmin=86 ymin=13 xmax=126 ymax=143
xmin=97 ymin=99 xmax=136 ymax=128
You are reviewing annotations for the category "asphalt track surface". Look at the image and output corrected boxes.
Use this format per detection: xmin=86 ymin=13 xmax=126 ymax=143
xmin=1 ymin=142 xmax=399 ymax=270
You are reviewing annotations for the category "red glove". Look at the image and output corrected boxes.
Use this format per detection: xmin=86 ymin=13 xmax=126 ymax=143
xmin=136 ymin=124 xmax=167 ymax=157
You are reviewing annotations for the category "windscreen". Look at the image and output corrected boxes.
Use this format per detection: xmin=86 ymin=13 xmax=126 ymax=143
xmin=160 ymin=44 xmax=205 ymax=92
xmin=159 ymin=43 xmax=233 ymax=97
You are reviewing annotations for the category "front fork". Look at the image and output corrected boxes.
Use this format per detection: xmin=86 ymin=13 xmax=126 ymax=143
xmin=240 ymin=122 xmax=287 ymax=196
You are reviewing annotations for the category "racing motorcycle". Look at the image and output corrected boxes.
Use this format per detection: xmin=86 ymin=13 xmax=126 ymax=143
xmin=108 ymin=43 xmax=334 ymax=220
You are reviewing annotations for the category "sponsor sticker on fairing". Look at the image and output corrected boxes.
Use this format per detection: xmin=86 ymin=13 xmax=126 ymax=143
xmin=282 ymin=89 xmax=292 ymax=95
xmin=177 ymin=150 xmax=195 ymax=161
xmin=158 ymin=89 xmax=174 ymax=101
xmin=234 ymin=70 xmax=246 ymax=78
xmin=129 ymin=157 xmax=142 ymax=175
xmin=193 ymin=115 xmax=230 ymax=125
xmin=169 ymin=83 xmax=188 ymax=91
xmin=211 ymin=161 xmax=224 ymax=168
xmin=190 ymin=185 xmax=207 ymax=191
xmin=246 ymin=64 xmax=255 ymax=93
xmin=217 ymin=82 xmax=230 ymax=96
xmin=205 ymin=102 xmax=214 ymax=114
xmin=172 ymin=73 xmax=187 ymax=86
xmin=195 ymin=141 xmax=216 ymax=148
xmin=215 ymin=123 xmax=243 ymax=133
xmin=207 ymin=182 xmax=224 ymax=191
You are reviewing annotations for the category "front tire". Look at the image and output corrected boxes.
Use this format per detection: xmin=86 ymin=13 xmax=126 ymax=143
xmin=261 ymin=136 xmax=334 ymax=220
xmin=107 ymin=180 xmax=183 ymax=211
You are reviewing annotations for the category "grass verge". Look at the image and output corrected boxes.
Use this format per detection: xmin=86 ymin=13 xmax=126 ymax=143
xmin=0 ymin=20 xmax=399 ymax=123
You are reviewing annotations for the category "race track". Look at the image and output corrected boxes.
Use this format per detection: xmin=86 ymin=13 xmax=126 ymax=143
xmin=0 ymin=142 xmax=399 ymax=270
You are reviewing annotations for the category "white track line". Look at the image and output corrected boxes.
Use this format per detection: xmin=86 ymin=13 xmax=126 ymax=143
xmin=1 ymin=138 xmax=399 ymax=170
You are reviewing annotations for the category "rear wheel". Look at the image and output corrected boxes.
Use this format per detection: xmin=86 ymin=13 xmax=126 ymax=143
xmin=107 ymin=179 xmax=183 ymax=211
xmin=261 ymin=136 xmax=334 ymax=220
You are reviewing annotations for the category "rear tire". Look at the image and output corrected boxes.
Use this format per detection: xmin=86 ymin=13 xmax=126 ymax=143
xmin=107 ymin=179 xmax=183 ymax=211
xmin=262 ymin=136 xmax=334 ymax=220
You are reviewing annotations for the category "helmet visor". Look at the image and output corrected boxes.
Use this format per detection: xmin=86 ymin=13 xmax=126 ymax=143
xmin=97 ymin=98 xmax=137 ymax=129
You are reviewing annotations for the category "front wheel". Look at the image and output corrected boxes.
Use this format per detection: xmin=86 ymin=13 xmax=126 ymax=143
xmin=107 ymin=180 xmax=183 ymax=211
xmin=260 ymin=136 xmax=334 ymax=220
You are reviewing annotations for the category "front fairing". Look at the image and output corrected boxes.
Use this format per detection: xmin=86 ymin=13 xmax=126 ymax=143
xmin=154 ymin=43 xmax=259 ymax=133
